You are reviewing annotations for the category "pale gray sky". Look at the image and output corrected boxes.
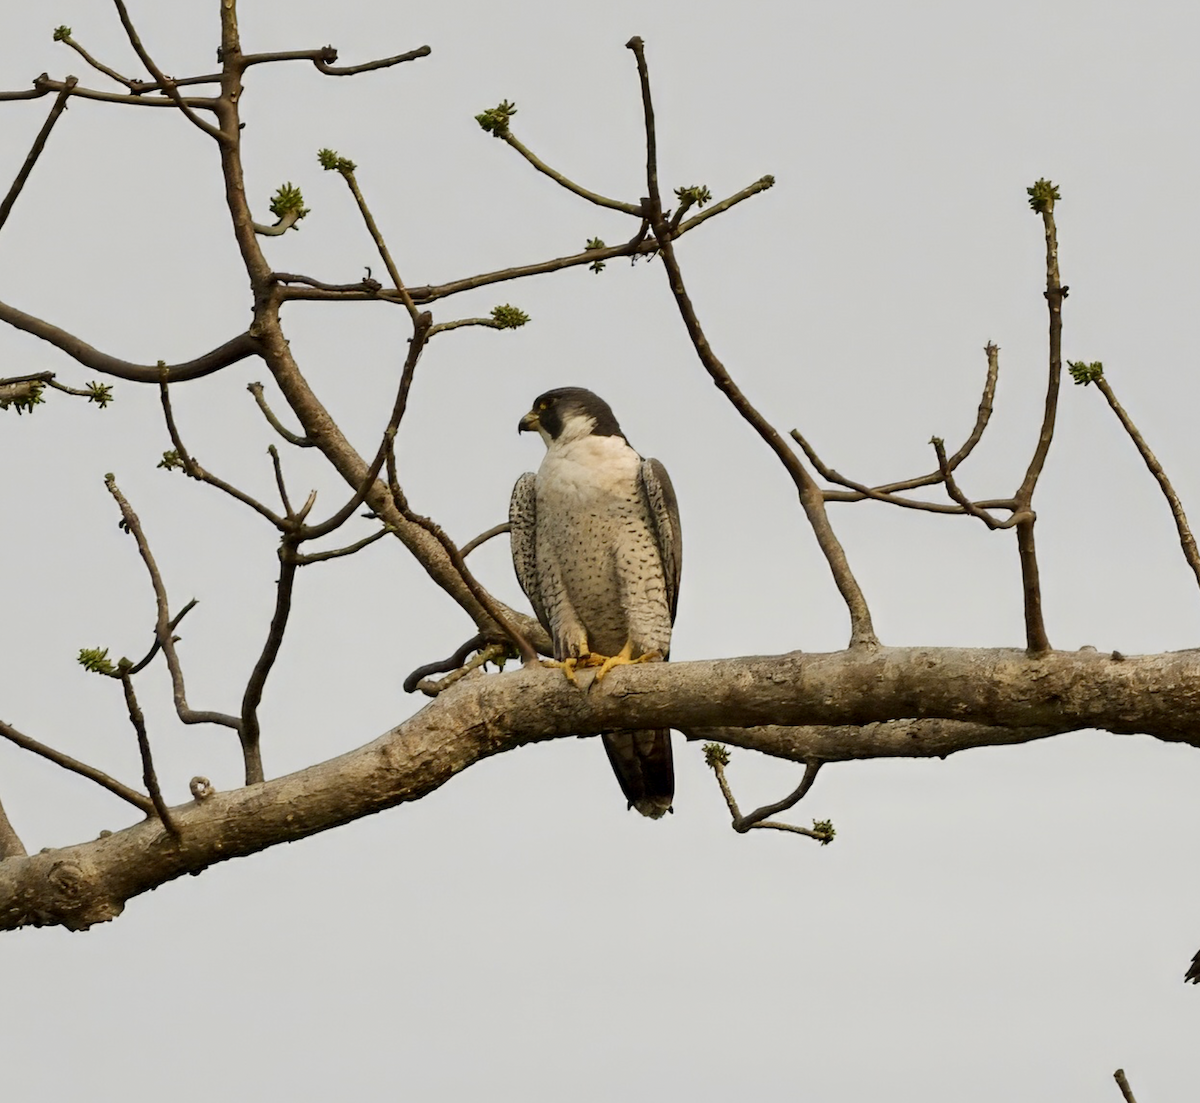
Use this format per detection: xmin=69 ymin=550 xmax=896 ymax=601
xmin=3 ymin=1 xmax=1200 ymax=1099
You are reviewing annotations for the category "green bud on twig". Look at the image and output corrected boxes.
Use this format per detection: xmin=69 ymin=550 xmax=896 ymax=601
xmin=53 ymin=26 xmax=72 ymax=42
xmin=1068 ymin=360 xmax=1104 ymax=386
xmin=269 ymin=182 xmax=310 ymax=223
xmin=78 ymin=647 xmax=116 ymax=676
xmin=475 ymin=100 xmax=517 ymax=137
xmin=812 ymin=819 xmax=836 ymax=845
xmin=317 ymin=148 xmax=356 ymax=175
xmin=702 ymin=742 xmax=730 ymax=769
xmin=585 ymin=237 xmax=607 ymax=274
xmin=1026 ymin=178 xmax=1060 ymax=214
xmin=85 ymin=381 xmax=113 ymax=408
xmin=674 ymin=184 xmax=712 ymax=207
xmin=158 ymin=450 xmax=184 ymax=471
xmin=490 ymin=304 xmax=529 ymax=329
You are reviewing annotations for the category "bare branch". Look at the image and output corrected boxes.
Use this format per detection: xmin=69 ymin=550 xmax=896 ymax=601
xmin=0 ymin=794 xmax=27 ymax=860
xmin=159 ymin=376 xmax=286 ymax=528
xmin=118 ymin=671 xmax=179 ymax=835
xmin=126 ymin=598 xmax=198 ymax=675
xmin=112 ymin=0 xmax=226 ymax=140
xmin=247 ymin=382 xmax=313 ymax=447
xmin=496 ymin=127 xmax=641 ymax=214
xmin=461 ymin=522 xmax=511 ymax=559
xmin=311 ymin=45 xmax=431 ymax=76
xmin=300 ymin=313 xmax=434 ymax=540
xmin=239 ymin=539 xmax=299 ymax=785
xmin=295 ymin=525 xmax=391 ymax=565
xmin=625 ymin=38 xmax=876 ymax=649
xmin=413 ymin=643 xmax=512 ymax=697
xmin=57 ymin=32 xmax=138 ymax=89
xmin=703 ymin=745 xmax=829 ymax=839
xmin=403 ymin=634 xmax=487 ymax=694
xmin=326 ymin=160 xmax=420 ymax=321
xmin=0 ymin=77 xmax=77 ymax=236
xmin=0 ymin=719 xmax=154 ymax=814
xmin=3 ymin=74 xmax=219 ymax=110
xmin=1113 ymin=1069 xmax=1139 ymax=1103
xmin=932 ymin=438 xmax=1025 ymax=530
xmin=1090 ymin=372 xmax=1200 ymax=594
xmin=268 ymin=445 xmax=295 ymax=518
xmin=811 ymin=343 xmax=1004 ymax=504
xmin=0 ymin=301 xmax=261 ymax=381
xmin=104 ymin=476 xmax=241 ymax=733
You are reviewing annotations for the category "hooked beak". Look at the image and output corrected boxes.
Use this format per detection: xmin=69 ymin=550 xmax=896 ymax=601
xmin=518 ymin=410 xmax=540 ymax=434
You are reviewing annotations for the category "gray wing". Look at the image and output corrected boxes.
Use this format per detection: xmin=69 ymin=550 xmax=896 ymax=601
xmin=509 ymin=472 xmax=550 ymax=631
xmin=639 ymin=458 xmax=682 ymax=623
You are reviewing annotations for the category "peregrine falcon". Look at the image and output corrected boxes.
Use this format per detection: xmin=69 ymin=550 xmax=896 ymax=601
xmin=510 ymin=387 xmax=682 ymax=818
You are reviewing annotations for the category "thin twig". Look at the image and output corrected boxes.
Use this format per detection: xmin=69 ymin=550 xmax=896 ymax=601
xmin=276 ymin=178 xmax=768 ymax=309
xmin=461 ymin=522 xmax=511 ymax=558
xmin=808 ymin=343 xmax=1004 ymax=504
xmin=251 ymin=208 xmax=303 ymax=237
xmin=0 ymin=77 xmax=77 ymax=236
xmin=268 ymin=445 xmax=295 ymax=518
xmin=118 ymin=670 xmax=179 ymax=834
xmin=427 ymin=317 xmax=515 ymax=337
xmin=335 ymin=166 xmax=419 ymax=321
xmin=295 ymin=525 xmax=390 ymax=565
xmin=1092 ymin=374 xmax=1200 ymax=593
xmin=300 ymin=313 xmax=433 ymax=540
xmin=0 ymin=719 xmax=154 ymax=814
xmin=112 ymin=0 xmax=226 ymax=140
xmin=104 ymin=476 xmax=241 ymax=732
xmin=0 ymin=302 xmax=260 ymax=382
xmin=238 ymin=538 xmax=299 ymax=785
xmin=1113 ymin=1069 xmax=1138 ymax=1103
xmin=247 ymin=382 xmax=313 ymax=447
xmin=58 ymin=33 xmax=138 ymax=89
xmin=5 ymin=74 xmax=219 ymax=111
xmin=0 ymin=793 xmax=27 ymax=860
xmin=703 ymin=746 xmax=832 ymax=841
xmin=625 ymin=38 xmax=876 ymax=649
xmin=932 ymin=438 xmax=1025 ymax=530
xmin=311 ymin=45 xmax=432 ymax=76
xmin=500 ymin=130 xmax=641 ymax=214
xmin=159 ymin=374 xmax=286 ymax=528
xmin=403 ymin=634 xmax=487 ymax=694
xmin=126 ymin=598 xmax=198 ymax=675
xmin=412 ymin=643 xmax=511 ymax=696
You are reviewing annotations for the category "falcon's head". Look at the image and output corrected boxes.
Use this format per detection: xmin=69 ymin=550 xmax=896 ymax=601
xmin=518 ymin=387 xmax=626 ymax=447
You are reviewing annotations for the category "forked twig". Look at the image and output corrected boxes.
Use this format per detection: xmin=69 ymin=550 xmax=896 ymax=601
xmin=703 ymin=744 xmax=833 ymax=841
xmin=625 ymin=37 xmax=877 ymax=649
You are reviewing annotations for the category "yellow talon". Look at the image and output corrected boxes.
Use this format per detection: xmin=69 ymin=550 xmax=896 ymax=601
xmin=593 ymin=641 xmax=661 ymax=683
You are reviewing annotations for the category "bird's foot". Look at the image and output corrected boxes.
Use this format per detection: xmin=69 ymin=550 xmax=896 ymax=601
xmin=541 ymin=653 xmax=602 ymax=687
xmin=592 ymin=641 xmax=662 ymax=684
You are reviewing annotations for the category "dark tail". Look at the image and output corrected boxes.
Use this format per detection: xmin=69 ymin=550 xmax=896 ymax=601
xmin=602 ymin=730 xmax=674 ymax=819
xmin=1186 ymin=949 xmax=1200 ymax=984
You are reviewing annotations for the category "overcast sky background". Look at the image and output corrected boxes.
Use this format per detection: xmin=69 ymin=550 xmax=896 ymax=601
xmin=3 ymin=1 xmax=1200 ymax=1099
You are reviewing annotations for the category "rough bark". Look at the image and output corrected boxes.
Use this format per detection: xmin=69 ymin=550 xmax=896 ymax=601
xmin=2 ymin=644 xmax=1196 ymax=931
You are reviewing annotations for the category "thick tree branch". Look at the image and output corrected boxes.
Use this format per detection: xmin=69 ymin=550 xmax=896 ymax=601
xmin=0 ymin=794 xmax=27 ymax=860
xmin=2 ymin=644 xmax=1197 ymax=930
